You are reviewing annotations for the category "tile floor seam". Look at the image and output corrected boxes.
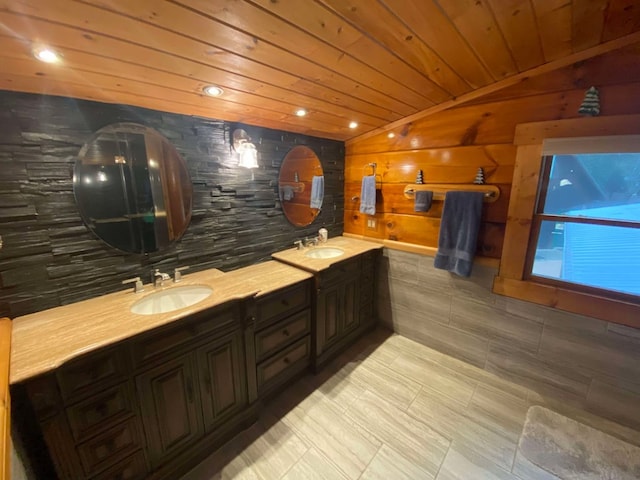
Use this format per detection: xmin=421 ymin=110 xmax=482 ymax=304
xmin=509 ymin=432 xmax=521 ymax=474
xmin=432 ymin=441 xmax=452 ymax=480
xmin=355 ymin=443 xmax=383 ymax=480
xmin=466 ymin=382 xmax=479 ymax=408
xmin=277 ymin=445 xmax=311 ymax=480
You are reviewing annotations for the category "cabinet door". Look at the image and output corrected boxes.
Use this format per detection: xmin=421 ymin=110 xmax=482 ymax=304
xmin=196 ymin=330 xmax=247 ymax=432
xmin=341 ymin=275 xmax=360 ymax=334
xmin=316 ymin=283 xmax=342 ymax=355
xmin=135 ymin=353 xmax=203 ymax=468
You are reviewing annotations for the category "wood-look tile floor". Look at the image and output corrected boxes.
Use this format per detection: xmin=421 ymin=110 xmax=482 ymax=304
xmin=180 ymin=328 xmax=623 ymax=480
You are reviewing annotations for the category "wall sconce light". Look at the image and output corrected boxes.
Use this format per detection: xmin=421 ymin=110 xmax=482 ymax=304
xmin=233 ymin=129 xmax=258 ymax=169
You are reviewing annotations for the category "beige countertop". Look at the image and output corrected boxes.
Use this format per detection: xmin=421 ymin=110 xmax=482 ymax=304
xmin=10 ymin=261 xmax=312 ymax=384
xmin=271 ymin=236 xmax=383 ymax=273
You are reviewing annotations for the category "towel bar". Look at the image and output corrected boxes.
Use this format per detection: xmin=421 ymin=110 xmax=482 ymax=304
xmin=403 ymin=183 xmax=500 ymax=203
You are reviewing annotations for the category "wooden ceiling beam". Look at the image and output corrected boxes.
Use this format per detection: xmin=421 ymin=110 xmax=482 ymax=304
xmin=347 ymin=30 xmax=640 ymax=145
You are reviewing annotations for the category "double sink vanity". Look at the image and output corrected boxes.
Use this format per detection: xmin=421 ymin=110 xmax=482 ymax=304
xmin=10 ymin=236 xmax=382 ymax=480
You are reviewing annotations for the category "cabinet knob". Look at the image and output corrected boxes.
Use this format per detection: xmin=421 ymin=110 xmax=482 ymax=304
xmin=283 ymin=357 xmax=290 ymax=365
xmin=281 ymin=299 xmax=289 ymax=306
xmin=282 ymin=329 xmax=290 ymax=337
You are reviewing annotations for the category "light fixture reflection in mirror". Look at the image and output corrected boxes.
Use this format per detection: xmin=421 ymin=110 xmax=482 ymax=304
xmin=233 ymin=129 xmax=258 ymax=169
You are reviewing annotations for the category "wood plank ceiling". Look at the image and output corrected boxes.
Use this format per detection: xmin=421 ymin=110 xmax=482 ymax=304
xmin=1 ymin=0 xmax=639 ymax=141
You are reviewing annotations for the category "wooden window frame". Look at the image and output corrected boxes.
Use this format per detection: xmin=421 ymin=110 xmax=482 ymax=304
xmin=492 ymin=114 xmax=640 ymax=328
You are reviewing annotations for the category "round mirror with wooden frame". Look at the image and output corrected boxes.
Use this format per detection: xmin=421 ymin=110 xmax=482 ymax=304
xmin=278 ymin=145 xmax=323 ymax=227
xmin=73 ymin=123 xmax=192 ymax=254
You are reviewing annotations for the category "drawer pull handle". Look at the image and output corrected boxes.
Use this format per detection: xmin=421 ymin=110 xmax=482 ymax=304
xmin=282 ymin=329 xmax=290 ymax=337
xmin=283 ymin=357 xmax=290 ymax=365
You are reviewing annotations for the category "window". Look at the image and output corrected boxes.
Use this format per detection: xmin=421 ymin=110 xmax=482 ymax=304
xmin=527 ymin=137 xmax=640 ymax=300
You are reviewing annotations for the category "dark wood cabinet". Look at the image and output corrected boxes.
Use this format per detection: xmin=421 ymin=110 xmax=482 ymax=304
xmin=313 ymin=249 xmax=380 ymax=369
xmin=135 ymin=353 xmax=202 ymax=469
xmin=253 ymin=280 xmax=312 ymax=398
xmin=16 ymin=300 xmax=254 ymax=480
xmin=197 ymin=330 xmax=247 ymax=432
xmin=316 ymin=274 xmax=359 ymax=352
xmin=13 ymin=254 xmax=379 ymax=479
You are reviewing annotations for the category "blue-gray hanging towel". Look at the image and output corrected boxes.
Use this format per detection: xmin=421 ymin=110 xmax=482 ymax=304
xmin=434 ymin=191 xmax=484 ymax=277
xmin=310 ymin=175 xmax=324 ymax=209
xmin=414 ymin=190 xmax=433 ymax=212
xmin=359 ymin=175 xmax=376 ymax=215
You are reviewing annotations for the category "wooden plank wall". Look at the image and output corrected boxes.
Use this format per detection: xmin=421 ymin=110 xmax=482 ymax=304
xmin=344 ymin=44 xmax=640 ymax=259
xmin=0 ymin=319 xmax=9 ymax=480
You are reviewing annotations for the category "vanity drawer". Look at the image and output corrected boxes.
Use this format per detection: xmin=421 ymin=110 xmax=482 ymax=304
xmin=130 ymin=303 xmax=239 ymax=367
xmin=257 ymin=335 xmax=310 ymax=395
xmin=57 ymin=346 xmax=128 ymax=402
xmin=92 ymin=450 xmax=148 ymax=480
xmin=66 ymin=383 xmax=135 ymax=442
xmin=256 ymin=282 xmax=310 ymax=327
xmin=255 ymin=309 xmax=311 ymax=362
xmin=78 ymin=417 xmax=143 ymax=477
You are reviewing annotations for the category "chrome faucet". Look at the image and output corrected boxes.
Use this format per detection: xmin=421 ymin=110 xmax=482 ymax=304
xmin=173 ymin=266 xmax=190 ymax=282
xmin=152 ymin=268 xmax=170 ymax=287
xmin=304 ymin=236 xmax=318 ymax=247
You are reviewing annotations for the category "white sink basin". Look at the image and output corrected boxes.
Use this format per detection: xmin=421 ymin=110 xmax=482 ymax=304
xmin=130 ymin=285 xmax=213 ymax=315
xmin=304 ymin=247 xmax=345 ymax=259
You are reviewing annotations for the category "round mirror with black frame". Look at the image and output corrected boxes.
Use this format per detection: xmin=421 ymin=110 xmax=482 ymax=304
xmin=74 ymin=123 xmax=192 ymax=254
xmin=278 ymin=145 xmax=324 ymax=227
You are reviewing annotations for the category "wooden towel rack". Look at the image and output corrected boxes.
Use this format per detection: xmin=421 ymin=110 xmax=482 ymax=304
xmin=403 ymin=183 xmax=500 ymax=203
xmin=279 ymin=181 xmax=305 ymax=193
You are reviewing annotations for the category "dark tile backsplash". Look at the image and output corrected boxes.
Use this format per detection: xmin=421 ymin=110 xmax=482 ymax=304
xmin=0 ymin=92 xmax=344 ymax=318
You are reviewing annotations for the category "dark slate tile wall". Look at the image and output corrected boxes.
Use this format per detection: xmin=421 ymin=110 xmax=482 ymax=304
xmin=0 ymin=92 xmax=345 ymax=318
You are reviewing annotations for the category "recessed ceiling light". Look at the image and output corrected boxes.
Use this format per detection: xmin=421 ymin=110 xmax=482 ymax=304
xmin=203 ymin=85 xmax=224 ymax=97
xmin=349 ymin=121 xmax=358 ymax=129
xmin=295 ymin=108 xmax=307 ymax=117
xmin=388 ymin=132 xmax=395 ymax=139
xmin=33 ymin=46 xmax=61 ymax=63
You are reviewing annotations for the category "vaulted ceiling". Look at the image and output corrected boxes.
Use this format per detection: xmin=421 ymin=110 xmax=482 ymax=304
xmin=1 ymin=0 xmax=640 ymax=141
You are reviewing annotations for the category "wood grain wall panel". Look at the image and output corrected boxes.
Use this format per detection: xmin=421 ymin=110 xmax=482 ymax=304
xmin=349 ymin=81 xmax=640 ymax=155
xmin=2 ymin=2 xmax=640 ymax=141
xmin=0 ymin=55 xmax=379 ymax=133
xmin=435 ymin=0 xmax=518 ymax=79
xmin=532 ymin=0 xmax=573 ymax=62
xmin=78 ymin=0 xmax=427 ymax=114
xmin=0 ymin=21 xmax=399 ymax=127
xmin=318 ymin=0 xmax=472 ymax=97
xmin=0 ymin=14 xmax=397 ymax=127
xmin=485 ymin=0 xmax=545 ymax=71
xmin=602 ymin=0 xmax=640 ymax=41
xmin=464 ymin=44 xmax=640 ymax=105
xmin=0 ymin=73 xmax=347 ymax=140
xmin=0 ymin=318 xmax=9 ymax=480
xmin=380 ymin=0 xmax=494 ymax=88
xmin=345 ymin=182 xmax=510 ymax=224
xmin=345 ymin=48 xmax=640 ymax=260
xmin=218 ymin=0 xmax=452 ymax=103
xmin=572 ymin=0 xmax=609 ymax=51
xmin=344 ymin=209 xmax=504 ymax=257
xmin=2 ymin=0 xmax=410 ymax=119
